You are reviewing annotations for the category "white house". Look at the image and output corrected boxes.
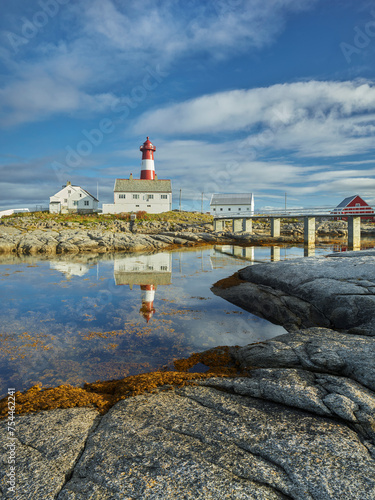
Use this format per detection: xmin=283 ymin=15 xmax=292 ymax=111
xmin=49 ymin=181 xmax=98 ymax=214
xmin=210 ymin=193 xmax=254 ymax=216
xmin=102 ymin=175 xmax=172 ymax=214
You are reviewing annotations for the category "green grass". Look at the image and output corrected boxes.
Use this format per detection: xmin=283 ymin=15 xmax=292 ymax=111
xmin=1 ymin=211 xmax=213 ymax=227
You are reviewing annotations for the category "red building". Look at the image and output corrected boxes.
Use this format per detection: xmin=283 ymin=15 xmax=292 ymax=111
xmin=332 ymin=195 xmax=375 ymax=221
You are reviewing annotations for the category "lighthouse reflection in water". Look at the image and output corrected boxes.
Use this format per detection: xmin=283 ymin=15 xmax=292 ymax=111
xmin=114 ymin=252 xmax=171 ymax=322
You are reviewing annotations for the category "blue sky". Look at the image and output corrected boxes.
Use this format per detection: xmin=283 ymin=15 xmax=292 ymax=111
xmin=1 ymin=0 xmax=375 ymax=212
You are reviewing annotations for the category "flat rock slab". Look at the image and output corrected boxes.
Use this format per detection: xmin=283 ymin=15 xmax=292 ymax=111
xmin=233 ymin=327 xmax=375 ymax=391
xmin=213 ymin=250 xmax=375 ymax=334
xmin=0 ymin=408 xmax=99 ymax=499
xmin=15 ymin=386 xmax=373 ymax=500
xmin=1 ymin=379 xmax=375 ymax=499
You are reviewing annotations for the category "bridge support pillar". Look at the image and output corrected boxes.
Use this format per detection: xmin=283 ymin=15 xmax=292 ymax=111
xmin=304 ymin=217 xmax=316 ymax=246
xmin=348 ymin=216 xmax=361 ymax=250
xmin=233 ymin=218 xmax=242 ymax=232
xmin=304 ymin=245 xmax=315 ymax=257
xmin=271 ymin=246 xmax=280 ymax=261
xmin=214 ymin=219 xmax=224 ymax=231
xmin=242 ymin=218 xmax=252 ymax=233
xmin=270 ymin=218 xmax=280 ymax=237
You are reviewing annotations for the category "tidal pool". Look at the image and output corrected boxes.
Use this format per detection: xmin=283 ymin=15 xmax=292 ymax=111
xmin=0 ymin=243 xmax=343 ymax=397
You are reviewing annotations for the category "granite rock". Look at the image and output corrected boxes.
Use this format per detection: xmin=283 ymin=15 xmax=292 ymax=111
xmin=0 ymin=408 xmax=99 ymax=500
xmin=212 ymin=251 xmax=375 ymax=334
xmin=56 ymin=386 xmax=375 ymax=499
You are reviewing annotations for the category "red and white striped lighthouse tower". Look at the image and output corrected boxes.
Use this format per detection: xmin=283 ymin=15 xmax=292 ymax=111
xmin=140 ymin=137 xmax=156 ymax=180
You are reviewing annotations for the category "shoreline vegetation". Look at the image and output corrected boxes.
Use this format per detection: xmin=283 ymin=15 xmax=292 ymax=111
xmin=1 ymin=210 xmax=375 ymax=256
xmin=0 ymin=346 xmax=246 ymax=419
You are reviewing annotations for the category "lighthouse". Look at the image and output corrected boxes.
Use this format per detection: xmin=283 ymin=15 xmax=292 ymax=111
xmin=102 ymin=136 xmax=172 ymax=214
xmin=140 ymin=136 xmax=156 ymax=180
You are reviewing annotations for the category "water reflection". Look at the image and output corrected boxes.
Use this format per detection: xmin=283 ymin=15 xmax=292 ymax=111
xmin=4 ymin=240 xmax=373 ymax=398
xmin=114 ymin=253 xmax=172 ymax=322
xmin=212 ymin=244 xmax=323 ymax=263
xmin=304 ymin=245 xmax=315 ymax=257
xmin=270 ymin=246 xmax=280 ymax=261
xmin=0 ymin=247 xmax=288 ymax=397
xmin=50 ymin=260 xmax=90 ymax=278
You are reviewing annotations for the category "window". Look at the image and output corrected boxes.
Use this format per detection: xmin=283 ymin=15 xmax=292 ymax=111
xmin=79 ymin=194 xmax=82 ymax=198
xmin=68 ymin=190 xmax=71 ymax=195
xmin=148 ymin=194 xmax=154 ymax=199
xmin=220 ymin=208 xmax=223 ymax=211
xmin=238 ymin=208 xmax=241 ymax=211
xmin=160 ymin=266 xmax=168 ymax=271
xmin=147 ymin=205 xmax=151 ymax=207
xmin=133 ymin=194 xmax=139 ymax=199
xmin=73 ymin=201 xmax=78 ymax=206
xmin=84 ymin=201 xmax=89 ymax=206
xmin=136 ymin=205 xmax=139 ymax=207
xmin=228 ymin=208 xmax=231 ymax=211
xmin=64 ymin=199 xmax=67 ymax=203
xmin=119 ymin=194 xmax=126 ymax=199
xmin=355 ymin=203 xmax=361 ymax=207
xmin=161 ymin=194 xmax=168 ymax=199
xmin=212 ymin=208 xmax=216 ymax=211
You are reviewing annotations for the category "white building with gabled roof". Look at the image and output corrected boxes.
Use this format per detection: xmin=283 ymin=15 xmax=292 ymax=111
xmin=210 ymin=193 xmax=254 ymax=216
xmin=103 ymin=174 xmax=172 ymax=214
xmin=102 ymin=137 xmax=172 ymax=215
xmin=49 ymin=181 xmax=98 ymax=214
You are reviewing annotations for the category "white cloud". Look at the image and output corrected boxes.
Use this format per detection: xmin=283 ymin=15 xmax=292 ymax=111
xmin=0 ymin=44 xmax=120 ymax=127
xmin=0 ymin=0 xmax=319 ymax=127
xmin=82 ymin=0 xmax=318 ymax=62
xmin=134 ymin=80 xmax=375 ymax=158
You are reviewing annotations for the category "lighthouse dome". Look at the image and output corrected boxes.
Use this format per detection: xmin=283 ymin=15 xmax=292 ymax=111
xmin=140 ymin=136 xmax=156 ymax=152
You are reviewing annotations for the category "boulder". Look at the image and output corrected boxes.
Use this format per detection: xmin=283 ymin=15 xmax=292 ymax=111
xmin=213 ymin=251 xmax=375 ymax=334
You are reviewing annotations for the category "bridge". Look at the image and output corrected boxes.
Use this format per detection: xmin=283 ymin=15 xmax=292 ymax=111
xmin=213 ymin=207 xmax=375 ymax=250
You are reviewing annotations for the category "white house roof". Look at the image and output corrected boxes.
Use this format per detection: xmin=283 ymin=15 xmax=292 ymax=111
xmin=210 ymin=193 xmax=253 ymax=206
xmin=50 ymin=185 xmax=98 ymax=202
xmin=80 ymin=187 xmax=99 ymax=202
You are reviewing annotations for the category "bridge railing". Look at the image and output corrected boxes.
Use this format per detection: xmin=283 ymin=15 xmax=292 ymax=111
xmin=214 ymin=205 xmax=375 ymax=218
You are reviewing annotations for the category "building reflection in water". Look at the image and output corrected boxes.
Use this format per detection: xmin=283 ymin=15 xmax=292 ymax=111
xmin=114 ymin=252 xmax=172 ymax=322
xmin=50 ymin=260 xmax=90 ymax=278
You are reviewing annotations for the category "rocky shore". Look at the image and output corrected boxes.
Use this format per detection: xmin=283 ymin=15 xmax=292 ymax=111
xmin=1 ymin=249 xmax=375 ymax=498
xmin=1 ymin=215 xmax=374 ymax=255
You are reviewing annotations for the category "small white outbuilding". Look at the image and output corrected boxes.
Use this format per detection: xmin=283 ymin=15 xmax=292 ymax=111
xmin=210 ymin=193 xmax=254 ymax=216
xmin=49 ymin=181 xmax=98 ymax=214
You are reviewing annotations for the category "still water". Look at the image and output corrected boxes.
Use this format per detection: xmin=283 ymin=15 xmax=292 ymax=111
xmin=0 ymin=244 xmax=341 ymax=397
